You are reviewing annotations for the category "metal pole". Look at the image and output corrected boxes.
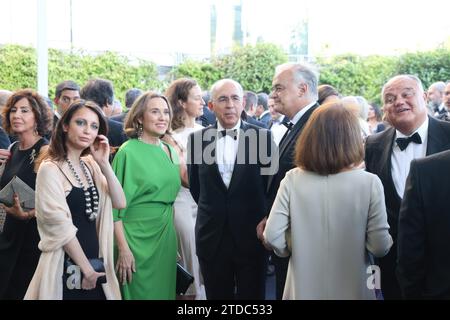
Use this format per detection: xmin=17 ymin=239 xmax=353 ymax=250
xmin=70 ymin=0 xmax=73 ymax=51
xmin=37 ymin=0 xmax=48 ymax=97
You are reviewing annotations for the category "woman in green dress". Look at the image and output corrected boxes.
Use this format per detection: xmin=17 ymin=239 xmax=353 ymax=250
xmin=112 ymin=91 xmax=181 ymax=299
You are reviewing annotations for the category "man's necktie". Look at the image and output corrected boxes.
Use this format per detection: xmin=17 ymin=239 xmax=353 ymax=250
xmin=396 ymin=132 xmax=422 ymax=151
xmin=219 ymin=129 xmax=237 ymax=140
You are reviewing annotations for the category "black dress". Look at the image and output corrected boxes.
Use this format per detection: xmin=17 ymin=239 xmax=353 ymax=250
xmin=61 ymin=170 xmax=106 ymax=300
xmin=0 ymin=138 xmax=47 ymax=299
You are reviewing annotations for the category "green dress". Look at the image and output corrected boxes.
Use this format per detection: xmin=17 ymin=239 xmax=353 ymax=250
xmin=112 ymin=139 xmax=181 ymax=300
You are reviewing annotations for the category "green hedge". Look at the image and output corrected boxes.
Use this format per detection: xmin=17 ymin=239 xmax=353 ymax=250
xmin=2 ymin=44 xmax=449 ymax=107
xmin=0 ymin=44 xmax=159 ymax=104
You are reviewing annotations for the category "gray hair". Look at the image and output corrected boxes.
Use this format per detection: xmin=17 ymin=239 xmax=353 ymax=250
xmin=428 ymin=81 xmax=446 ymax=94
xmin=275 ymin=63 xmax=319 ymax=101
xmin=382 ymin=74 xmax=424 ymax=98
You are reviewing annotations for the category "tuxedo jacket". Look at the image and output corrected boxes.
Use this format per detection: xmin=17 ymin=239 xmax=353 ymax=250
xmin=365 ymin=116 xmax=450 ymax=241
xmin=266 ymin=103 xmax=319 ymax=208
xmin=107 ymin=118 xmax=127 ymax=148
xmin=187 ymin=122 xmax=274 ymax=261
xmin=365 ymin=116 xmax=450 ymax=298
xmin=397 ymin=149 xmax=450 ymax=299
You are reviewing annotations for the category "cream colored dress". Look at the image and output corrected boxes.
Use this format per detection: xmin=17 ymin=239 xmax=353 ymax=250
xmin=173 ymin=124 xmax=206 ymax=299
xmin=264 ymin=168 xmax=393 ymax=300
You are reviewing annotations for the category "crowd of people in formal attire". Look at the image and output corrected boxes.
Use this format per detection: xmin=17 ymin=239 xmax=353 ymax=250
xmin=1 ymin=63 xmax=450 ymax=300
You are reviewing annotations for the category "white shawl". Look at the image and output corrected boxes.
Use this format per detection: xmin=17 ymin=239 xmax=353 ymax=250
xmin=24 ymin=156 xmax=121 ymax=300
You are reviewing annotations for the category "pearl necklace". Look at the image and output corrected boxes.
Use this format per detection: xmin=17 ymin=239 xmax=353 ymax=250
xmin=66 ymin=158 xmax=99 ymax=221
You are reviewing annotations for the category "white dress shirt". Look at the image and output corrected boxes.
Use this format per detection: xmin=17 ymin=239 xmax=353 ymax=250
xmin=270 ymin=116 xmax=288 ymax=146
xmin=290 ymin=101 xmax=317 ymax=126
xmin=216 ymin=120 xmax=241 ymax=188
xmin=391 ymin=117 xmax=429 ymax=198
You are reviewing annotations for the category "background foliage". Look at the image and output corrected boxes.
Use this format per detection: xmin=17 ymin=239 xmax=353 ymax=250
xmin=0 ymin=44 xmax=159 ymax=104
xmin=1 ymin=44 xmax=449 ymax=107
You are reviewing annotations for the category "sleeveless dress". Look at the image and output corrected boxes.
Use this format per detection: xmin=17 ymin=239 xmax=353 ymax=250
xmin=59 ymin=168 xmax=106 ymax=300
xmin=0 ymin=138 xmax=47 ymax=299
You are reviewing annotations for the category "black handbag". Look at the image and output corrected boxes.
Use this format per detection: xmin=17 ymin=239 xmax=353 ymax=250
xmin=176 ymin=262 xmax=194 ymax=295
xmin=64 ymin=257 xmax=107 ymax=289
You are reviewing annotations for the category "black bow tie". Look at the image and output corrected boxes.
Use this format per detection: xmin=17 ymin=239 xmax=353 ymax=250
xmin=219 ymin=129 xmax=237 ymax=140
xmin=396 ymin=132 xmax=422 ymax=151
xmin=283 ymin=121 xmax=294 ymax=130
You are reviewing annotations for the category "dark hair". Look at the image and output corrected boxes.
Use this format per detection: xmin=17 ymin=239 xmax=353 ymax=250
xmin=80 ymin=78 xmax=114 ymax=108
xmin=295 ymin=102 xmax=364 ymax=175
xmin=369 ymin=102 xmax=383 ymax=121
xmin=55 ymin=80 xmax=80 ymax=99
xmin=318 ymin=84 xmax=340 ymax=105
xmin=47 ymin=100 xmax=108 ymax=162
xmin=124 ymin=91 xmax=172 ymax=138
xmin=1 ymin=89 xmax=53 ymax=136
xmin=257 ymin=92 xmax=269 ymax=110
xmin=125 ymin=88 xmax=143 ymax=109
xmin=165 ymin=78 xmax=198 ymax=131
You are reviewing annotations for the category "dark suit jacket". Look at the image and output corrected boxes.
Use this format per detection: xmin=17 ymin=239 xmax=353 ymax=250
xmin=258 ymin=112 xmax=271 ymax=128
xmin=0 ymin=127 xmax=10 ymax=149
xmin=397 ymin=150 xmax=450 ymax=299
xmin=107 ymin=118 xmax=127 ymax=148
xmin=266 ymin=103 xmax=319 ymax=208
xmin=365 ymin=116 xmax=450 ymax=298
xmin=188 ymin=121 xmax=274 ymax=261
xmin=241 ymin=112 xmax=267 ymax=128
xmin=110 ymin=111 xmax=129 ymax=123
xmin=198 ymin=106 xmax=216 ymax=127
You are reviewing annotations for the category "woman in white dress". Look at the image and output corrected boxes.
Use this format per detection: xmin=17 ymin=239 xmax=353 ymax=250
xmin=264 ymin=102 xmax=393 ymax=300
xmin=165 ymin=78 xmax=207 ymax=299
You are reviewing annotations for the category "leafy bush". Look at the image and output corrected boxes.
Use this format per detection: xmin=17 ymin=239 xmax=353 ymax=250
xmin=214 ymin=43 xmax=288 ymax=93
xmin=0 ymin=44 xmax=159 ymax=103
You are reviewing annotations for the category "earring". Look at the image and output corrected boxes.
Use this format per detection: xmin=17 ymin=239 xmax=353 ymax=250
xmin=34 ymin=124 xmax=38 ymax=136
xmin=137 ymin=123 xmax=143 ymax=140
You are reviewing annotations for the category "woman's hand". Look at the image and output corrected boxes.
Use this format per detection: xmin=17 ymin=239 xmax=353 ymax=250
xmin=82 ymin=269 xmax=106 ymax=290
xmin=0 ymin=149 xmax=11 ymax=166
xmin=90 ymin=135 xmax=110 ymax=166
xmin=115 ymin=247 xmax=136 ymax=285
xmin=1 ymin=193 xmax=34 ymax=220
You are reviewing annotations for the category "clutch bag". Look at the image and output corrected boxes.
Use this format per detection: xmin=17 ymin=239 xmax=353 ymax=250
xmin=0 ymin=176 xmax=35 ymax=210
xmin=64 ymin=257 xmax=107 ymax=290
xmin=176 ymin=262 xmax=194 ymax=295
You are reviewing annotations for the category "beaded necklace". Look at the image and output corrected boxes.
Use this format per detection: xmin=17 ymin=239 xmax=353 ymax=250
xmin=66 ymin=158 xmax=99 ymax=221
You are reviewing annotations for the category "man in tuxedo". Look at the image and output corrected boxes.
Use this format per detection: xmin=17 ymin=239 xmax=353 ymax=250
xmin=257 ymin=62 xmax=320 ymax=300
xmin=365 ymin=75 xmax=450 ymax=299
xmin=397 ymin=150 xmax=450 ymax=299
xmin=187 ymin=79 xmax=276 ymax=299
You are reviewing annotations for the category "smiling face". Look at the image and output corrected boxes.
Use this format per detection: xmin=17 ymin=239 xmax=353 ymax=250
xmin=9 ymin=97 xmax=36 ymax=135
xmin=383 ymin=76 xmax=428 ymax=135
xmin=63 ymin=107 xmax=100 ymax=151
xmin=140 ymin=97 xmax=170 ymax=138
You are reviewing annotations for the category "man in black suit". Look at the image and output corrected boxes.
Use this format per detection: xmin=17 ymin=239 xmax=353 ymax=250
xmin=187 ymin=79 xmax=276 ymax=299
xmin=365 ymin=75 xmax=450 ymax=299
xmin=397 ymin=150 xmax=450 ymax=299
xmin=80 ymin=78 xmax=127 ymax=148
xmin=257 ymin=62 xmax=320 ymax=300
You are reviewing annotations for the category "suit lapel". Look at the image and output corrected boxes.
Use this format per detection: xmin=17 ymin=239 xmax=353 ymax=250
xmin=426 ymin=117 xmax=450 ymax=155
xmin=279 ymin=103 xmax=319 ymax=158
xmin=377 ymin=127 xmax=396 ymax=190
